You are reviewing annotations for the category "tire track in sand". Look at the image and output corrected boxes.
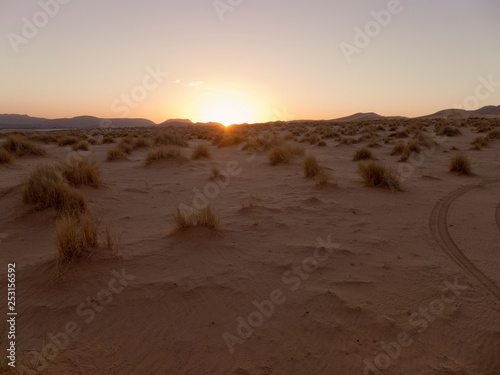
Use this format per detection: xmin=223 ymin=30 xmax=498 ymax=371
xmin=430 ymin=179 xmax=500 ymax=301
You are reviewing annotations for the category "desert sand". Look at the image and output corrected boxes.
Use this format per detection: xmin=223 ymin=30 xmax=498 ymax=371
xmin=0 ymin=118 xmax=499 ymax=375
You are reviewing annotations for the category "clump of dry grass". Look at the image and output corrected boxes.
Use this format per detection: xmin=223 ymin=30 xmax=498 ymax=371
xmin=57 ymin=135 xmax=80 ymax=146
xmin=353 ymin=147 xmax=375 ymax=161
xmin=191 ymin=144 xmax=211 ymax=160
xmin=55 ymin=212 xmax=98 ymax=270
xmin=22 ymin=165 xmax=86 ymax=214
xmin=173 ymin=205 xmax=221 ymax=231
xmin=471 ymin=136 xmax=489 ymax=150
xmin=437 ymin=125 xmax=461 ymax=137
xmin=208 ymin=166 xmax=224 ymax=181
xmin=154 ymin=132 xmax=188 ymax=147
xmin=60 ymin=159 xmax=102 ymax=187
xmin=0 ymin=149 xmax=13 ymax=164
xmin=303 ymin=154 xmax=321 ymax=178
xmin=132 ymin=137 xmax=151 ymax=149
xmin=268 ymin=143 xmax=304 ymax=166
xmin=102 ymin=135 xmax=115 ymax=144
xmin=2 ymin=135 xmax=46 ymax=157
xmin=106 ymin=147 xmax=127 ymax=161
xmin=487 ymin=129 xmax=500 ymax=140
xmin=358 ymin=162 xmax=401 ymax=191
xmin=315 ymin=169 xmax=330 ymax=187
xmin=145 ymin=146 xmax=188 ymax=165
xmin=72 ymin=140 xmax=91 ymax=151
xmin=449 ymin=154 xmax=472 ymax=175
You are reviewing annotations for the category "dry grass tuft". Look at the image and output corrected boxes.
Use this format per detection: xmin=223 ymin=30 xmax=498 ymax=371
xmin=303 ymin=154 xmax=321 ymax=178
xmin=154 ymin=132 xmax=188 ymax=147
xmin=60 ymin=159 xmax=102 ymax=187
xmin=173 ymin=205 xmax=221 ymax=231
xmin=145 ymin=146 xmax=188 ymax=165
xmin=471 ymin=136 xmax=489 ymax=150
xmin=353 ymin=147 xmax=375 ymax=161
xmin=132 ymin=137 xmax=151 ymax=149
xmin=191 ymin=144 xmax=211 ymax=160
xmin=0 ymin=149 xmax=13 ymax=164
xmin=22 ymin=165 xmax=86 ymax=214
xmin=268 ymin=143 xmax=304 ymax=166
xmin=55 ymin=212 xmax=98 ymax=271
xmin=106 ymin=147 xmax=127 ymax=161
xmin=57 ymin=136 xmax=80 ymax=146
xmin=315 ymin=169 xmax=330 ymax=187
xmin=449 ymin=154 xmax=472 ymax=175
xmin=358 ymin=162 xmax=401 ymax=191
xmin=2 ymin=135 xmax=46 ymax=157
xmin=209 ymin=166 xmax=223 ymax=180
xmin=72 ymin=140 xmax=91 ymax=151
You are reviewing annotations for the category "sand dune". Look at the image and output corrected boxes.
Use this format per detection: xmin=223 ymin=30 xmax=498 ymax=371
xmin=0 ymin=118 xmax=499 ymax=374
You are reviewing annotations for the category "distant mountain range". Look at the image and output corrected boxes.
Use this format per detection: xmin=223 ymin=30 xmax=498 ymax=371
xmin=1 ymin=105 xmax=499 ymax=129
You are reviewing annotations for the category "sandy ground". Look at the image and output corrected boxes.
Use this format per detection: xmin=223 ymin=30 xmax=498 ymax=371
xmin=0 ymin=123 xmax=499 ymax=375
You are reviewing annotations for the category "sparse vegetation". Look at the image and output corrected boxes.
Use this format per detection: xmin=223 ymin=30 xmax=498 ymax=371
xmin=0 ymin=149 xmax=12 ymax=164
xmin=55 ymin=212 xmax=98 ymax=270
xmin=358 ymin=162 xmax=401 ymax=191
xmin=303 ymin=154 xmax=321 ymax=178
xmin=22 ymin=165 xmax=86 ymax=214
xmin=2 ymin=135 xmax=46 ymax=157
xmin=268 ymin=143 xmax=304 ymax=166
xmin=353 ymin=147 xmax=375 ymax=161
xmin=173 ymin=205 xmax=221 ymax=231
xmin=60 ymin=159 xmax=102 ymax=187
xmin=106 ymin=147 xmax=127 ymax=161
xmin=72 ymin=140 xmax=91 ymax=151
xmin=209 ymin=166 xmax=223 ymax=180
xmin=191 ymin=144 xmax=211 ymax=160
xmin=145 ymin=146 xmax=188 ymax=165
xmin=315 ymin=169 xmax=330 ymax=187
xmin=471 ymin=136 xmax=489 ymax=150
xmin=154 ymin=132 xmax=188 ymax=147
xmin=449 ymin=154 xmax=472 ymax=175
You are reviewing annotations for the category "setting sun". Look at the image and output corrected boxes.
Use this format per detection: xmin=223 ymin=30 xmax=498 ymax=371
xmin=195 ymin=90 xmax=262 ymax=126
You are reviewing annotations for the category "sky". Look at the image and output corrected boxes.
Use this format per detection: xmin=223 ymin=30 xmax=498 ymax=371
xmin=1 ymin=0 xmax=499 ymax=124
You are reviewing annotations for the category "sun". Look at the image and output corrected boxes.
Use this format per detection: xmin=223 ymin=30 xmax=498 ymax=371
xmin=196 ymin=90 xmax=260 ymax=126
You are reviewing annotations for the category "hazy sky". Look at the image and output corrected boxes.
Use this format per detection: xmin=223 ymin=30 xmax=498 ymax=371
xmin=1 ymin=0 xmax=499 ymax=124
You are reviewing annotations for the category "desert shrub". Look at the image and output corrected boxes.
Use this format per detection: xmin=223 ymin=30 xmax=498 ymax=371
xmin=0 ymin=149 xmax=12 ymax=164
xmin=102 ymin=135 xmax=115 ymax=144
xmin=391 ymin=142 xmax=406 ymax=156
xmin=487 ymin=129 xmax=500 ymax=140
xmin=145 ymin=146 xmax=188 ymax=165
xmin=154 ymin=132 xmax=188 ymax=147
xmin=57 ymin=136 xmax=80 ymax=146
xmin=437 ymin=126 xmax=461 ymax=137
xmin=353 ymin=147 xmax=375 ymax=161
xmin=2 ymin=135 xmax=46 ymax=157
xmin=316 ymin=140 xmax=327 ymax=147
xmin=398 ymin=147 xmax=411 ymax=162
xmin=315 ymin=169 xmax=330 ymax=187
xmin=471 ymin=136 xmax=489 ymax=150
xmin=60 ymin=159 xmax=101 ymax=187
xmin=407 ymin=140 xmax=421 ymax=153
xmin=191 ymin=144 xmax=211 ymax=160
xmin=173 ymin=205 xmax=221 ymax=231
xmin=72 ymin=140 xmax=91 ymax=151
xmin=22 ymin=165 xmax=86 ymax=213
xmin=303 ymin=154 xmax=320 ymax=178
xmin=449 ymin=154 xmax=472 ymax=175
xmin=268 ymin=143 xmax=304 ymax=166
xmin=133 ymin=137 xmax=151 ymax=149
xmin=358 ymin=162 xmax=401 ymax=190
xmin=55 ymin=212 xmax=98 ymax=268
xmin=106 ymin=147 xmax=127 ymax=161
